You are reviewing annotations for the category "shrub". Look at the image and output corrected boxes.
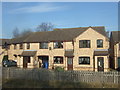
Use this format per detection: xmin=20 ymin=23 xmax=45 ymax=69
xmin=54 ymin=66 xmax=64 ymax=72
xmin=109 ymin=68 xmax=117 ymax=72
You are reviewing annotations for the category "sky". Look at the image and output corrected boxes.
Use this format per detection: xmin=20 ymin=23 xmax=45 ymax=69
xmin=2 ymin=2 xmax=118 ymax=39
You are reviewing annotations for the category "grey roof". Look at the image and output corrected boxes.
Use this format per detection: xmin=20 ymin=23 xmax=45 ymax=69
xmin=0 ymin=39 xmax=10 ymax=46
xmin=21 ymin=51 xmax=37 ymax=56
xmin=9 ymin=26 xmax=108 ymax=44
xmin=9 ymin=33 xmax=33 ymax=44
xmin=111 ymin=31 xmax=120 ymax=44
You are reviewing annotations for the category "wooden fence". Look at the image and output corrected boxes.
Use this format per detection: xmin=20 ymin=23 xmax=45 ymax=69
xmin=2 ymin=67 xmax=120 ymax=84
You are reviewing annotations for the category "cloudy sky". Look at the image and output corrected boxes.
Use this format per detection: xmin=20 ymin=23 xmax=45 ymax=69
xmin=2 ymin=2 xmax=118 ymax=38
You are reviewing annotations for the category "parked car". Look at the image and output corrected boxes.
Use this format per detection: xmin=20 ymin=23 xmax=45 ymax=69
xmin=116 ymin=67 xmax=120 ymax=71
xmin=2 ymin=60 xmax=17 ymax=67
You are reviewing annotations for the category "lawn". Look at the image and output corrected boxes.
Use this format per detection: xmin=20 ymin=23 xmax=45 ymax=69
xmin=2 ymin=79 xmax=120 ymax=88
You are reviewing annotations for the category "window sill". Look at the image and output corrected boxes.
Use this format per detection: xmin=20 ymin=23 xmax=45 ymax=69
xmin=39 ymin=48 xmax=48 ymax=49
xmin=54 ymin=63 xmax=64 ymax=64
xmin=54 ymin=48 xmax=63 ymax=49
xmin=79 ymin=47 xmax=91 ymax=48
xmin=79 ymin=64 xmax=90 ymax=65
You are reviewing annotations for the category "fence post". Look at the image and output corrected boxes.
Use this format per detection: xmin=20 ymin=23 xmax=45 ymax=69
xmin=113 ymin=72 xmax=117 ymax=84
xmin=7 ymin=68 xmax=10 ymax=79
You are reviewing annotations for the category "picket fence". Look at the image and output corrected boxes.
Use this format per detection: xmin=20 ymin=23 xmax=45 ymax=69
xmin=2 ymin=67 xmax=120 ymax=84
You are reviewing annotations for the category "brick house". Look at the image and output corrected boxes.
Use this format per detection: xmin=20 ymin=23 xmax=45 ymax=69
xmin=2 ymin=26 xmax=110 ymax=72
xmin=0 ymin=39 xmax=10 ymax=64
xmin=110 ymin=31 xmax=120 ymax=70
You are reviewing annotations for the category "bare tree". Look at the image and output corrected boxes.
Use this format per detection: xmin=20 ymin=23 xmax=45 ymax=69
xmin=36 ymin=22 xmax=54 ymax=32
xmin=13 ymin=27 xmax=20 ymax=38
xmin=13 ymin=28 xmax=33 ymax=38
xmin=21 ymin=29 xmax=32 ymax=37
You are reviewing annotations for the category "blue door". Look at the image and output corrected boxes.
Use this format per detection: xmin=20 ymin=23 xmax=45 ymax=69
xmin=39 ymin=56 xmax=49 ymax=69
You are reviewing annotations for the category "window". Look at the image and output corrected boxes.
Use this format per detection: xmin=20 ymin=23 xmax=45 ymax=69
xmin=2 ymin=45 xmax=5 ymax=49
xmin=20 ymin=43 xmax=23 ymax=49
xmin=14 ymin=44 xmax=17 ymax=49
xmin=97 ymin=39 xmax=103 ymax=48
xmin=39 ymin=42 xmax=48 ymax=49
xmin=7 ymin=45 xmax=10 ymax=49
xmin=54 ymin=42 xmax=63 ymax=48
xmin=79 ymin=57 xmax=90 ymax=65
xmin=2 ymin=42 xmax=8 ymax=49
xmin=118 ymin=57 xmax=120 ymax=67
xmin=27 ymin=43 xmax=30 ymax=49
xmin=79 ymin=40 xmax=90 ymax=48
xmin=2 ymin=45 xmax=10 ymax=49
xmin=54 ymin=57 xmax=63 ymax=64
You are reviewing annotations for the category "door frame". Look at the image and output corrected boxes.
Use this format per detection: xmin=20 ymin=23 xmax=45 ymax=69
xmin=23 ymin=56 xmax=30 ymax=68
xmin=67 ymin=57 xmax=73 ymax=70
xmin=38 ymin=56 xmax=49 ymax=68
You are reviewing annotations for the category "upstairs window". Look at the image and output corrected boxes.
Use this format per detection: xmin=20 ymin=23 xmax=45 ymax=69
xmin=2 ymin=45 xmax=5 ymax=49
xmin=2 ymin=42 xmax=8 ymax=49
xmin=19 ymin=43 xmax=23 ymax=49
xmin=7 ymin=45 xmax=10 ymax=49
xmin=97 ymin=39 xmax=103 ymax=48
xmin=14 ymin=44 xmax=17 ymax=49
xmin=79 ymin=57 xmax=90 ymax=65
xmin=39 ymin=42 xmax=48 ymax=49
xmin=79 ymin=40 xmax=90 ymax=48
xmin=27 ymin=43 xmax=30 ymax=49
xmin=54 ymin=42 xmax=63 ymax=49
xmin=54 ymin=56 xmax=63 ymax=64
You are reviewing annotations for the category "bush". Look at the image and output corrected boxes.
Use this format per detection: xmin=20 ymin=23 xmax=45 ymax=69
xmin=54 ymin=66 xmax=64 ymax=72
xmin=3 ymin=55 xmax=8 ymax=61
xmin=109 ymin=68 xmax=117 ymax=72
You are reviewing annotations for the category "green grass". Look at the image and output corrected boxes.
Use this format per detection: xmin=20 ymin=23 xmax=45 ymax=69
xmin=2 ymin=79 xmax=120 ymax=88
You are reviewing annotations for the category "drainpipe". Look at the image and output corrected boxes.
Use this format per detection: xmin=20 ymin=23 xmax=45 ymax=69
xmin=93 ymin=55 xmax=95 ymax=71
xmin=115 ymin=43 xmax=118 ymax=69
xmin=72 ymin=39 xmax=75 ymax=70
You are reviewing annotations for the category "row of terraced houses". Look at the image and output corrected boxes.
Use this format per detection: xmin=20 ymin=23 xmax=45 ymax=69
xmin=0 ymin=26 xmax=120 ymax=72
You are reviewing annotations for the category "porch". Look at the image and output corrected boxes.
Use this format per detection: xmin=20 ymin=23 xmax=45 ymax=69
xmin=94 ymin=49 xmax=109 ymax=72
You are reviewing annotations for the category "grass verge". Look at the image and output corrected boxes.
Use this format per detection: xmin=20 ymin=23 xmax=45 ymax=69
xmin=2 ymin=79 xmax=120 ymax=88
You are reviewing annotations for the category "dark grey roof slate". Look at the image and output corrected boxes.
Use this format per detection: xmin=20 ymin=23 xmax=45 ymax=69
xmin=94 ymin=51 xmax=109 ymax=56
xmin=21 ymin=51 xmax=37 ymax=56
xmin=9 ymin=26 xmax=108 ymax=44
xmin=65 ymin=50 xmax=74 ymax=57
xmin=111 ymin=31 xmax=120 ymax=44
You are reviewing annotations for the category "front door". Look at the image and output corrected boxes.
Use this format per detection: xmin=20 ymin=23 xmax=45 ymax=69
xmin=67 ymin=57 xmax=73 ymax=70
xmin=23 ymin=56 xmax=30 ymax=68
xmin=97 ymin=57 xmax=104 ymax=71
xmin=38 ymin=56 xmax=49 ymax=69
xmin=118 ymin=57 xmax=120 ymax=68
